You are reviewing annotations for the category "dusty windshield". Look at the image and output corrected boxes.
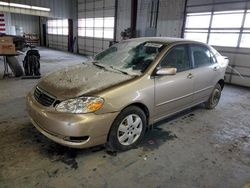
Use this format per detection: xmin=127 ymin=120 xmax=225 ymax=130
xmin=94 ymin=40 xmax=165 ymax=75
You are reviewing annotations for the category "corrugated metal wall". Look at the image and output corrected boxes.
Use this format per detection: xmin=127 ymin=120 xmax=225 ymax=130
xmin=47 ymin=34 xmax=68 ymax=51
xmin=1 ymin=0 xmax=77 ymax=51
xmin=78 ymin=0 xmax=116 ymax=56
xmin=116 ymin=0 xmax=131 ymax=41
xmin=47 ymin=28 xmax=68 ymax=51
xmin=136 ymin=0 xmax=185 ymax=38
xmin=186 ymin=0 xmax=250 ymax=87
xmin=136 ymin=0 xmax=149 ymax=37
xmin=0 ymin=0 xmax=75 ymax=18
xmin=11 ymin=13 xmax=39 ymax=34
xmin=156 ymin=0 xmax=185 ymax=37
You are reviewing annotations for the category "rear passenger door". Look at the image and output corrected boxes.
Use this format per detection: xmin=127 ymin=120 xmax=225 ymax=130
xmin=190 ymin=44 xmax=220 ymax=104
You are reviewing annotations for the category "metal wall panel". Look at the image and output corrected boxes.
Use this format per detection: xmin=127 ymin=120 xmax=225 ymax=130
xmin=136 ymin=0 xmax=185 ymax=38
xmin=11 ymin=13 xmax=39 ymax=34
xmin=0 ymin=0 xmax=76 ymax=18
xmin=47 ymin=34 xmax=68 ymax=51
xmin=136 ymin=0 xmax=150 ymax=37
xmin=116 ymin=0 xmax=131 ymax=41
xmin=156 ymin=0 xmax=185 ymax=38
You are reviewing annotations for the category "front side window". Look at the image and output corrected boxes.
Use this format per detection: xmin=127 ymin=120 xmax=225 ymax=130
xmin=159 ymin=45 xmax=191 ymax=72
xmin=191 ymin=45 xmax=213 ymax=68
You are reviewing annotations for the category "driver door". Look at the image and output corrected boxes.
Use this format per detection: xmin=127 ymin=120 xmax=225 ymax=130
xmin=153 ymin=44 xmax=194 ymax=121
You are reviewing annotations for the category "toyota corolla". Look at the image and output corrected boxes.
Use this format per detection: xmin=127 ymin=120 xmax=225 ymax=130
xmin=27 ymin=37 xmax=228 ymax=151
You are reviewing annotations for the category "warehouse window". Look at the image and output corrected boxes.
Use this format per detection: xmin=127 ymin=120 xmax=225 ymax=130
xmin=47 ymin=19 xmax=68 ymax=35
xmin=184 ymin=12 xmax=211 ymax=43
xmin=78 ymin=17 xmax=114 ymax=39
xmin=184 ymin=10 xmax=250 ymax=48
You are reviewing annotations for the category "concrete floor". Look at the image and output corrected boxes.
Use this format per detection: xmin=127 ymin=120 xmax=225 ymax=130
xmin=0 ymin=48 xmax=250 ymax=188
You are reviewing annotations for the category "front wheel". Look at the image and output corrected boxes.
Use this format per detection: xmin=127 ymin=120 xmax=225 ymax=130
xmin=107 ymin=106 xmax=147 ymax=151
xmin=205 ymin=83 xmax=222 ymax=109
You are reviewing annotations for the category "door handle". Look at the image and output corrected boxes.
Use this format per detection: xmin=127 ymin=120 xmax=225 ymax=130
xmin=187 ymin=73 xmax=193 ymax=79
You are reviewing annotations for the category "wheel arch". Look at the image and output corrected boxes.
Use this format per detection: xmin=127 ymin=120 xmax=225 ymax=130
xmin=126 ymin=102 xmax=150 ymax=123
xmin=106 ymin=102 xmax=150 ymax=142
xmin=218 ymin=79 xmax=225 ymax=90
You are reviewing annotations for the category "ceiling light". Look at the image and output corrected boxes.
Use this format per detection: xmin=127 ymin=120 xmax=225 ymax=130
xmin=31 ymin=6 xmax=50 ymax=12
xmin=9 ymin=3 xmax=31 ymax=9
xmin=0 ymin=1 xmax=50 ymax=12
xmin=0 ymin=2 xmax=8 ymax=6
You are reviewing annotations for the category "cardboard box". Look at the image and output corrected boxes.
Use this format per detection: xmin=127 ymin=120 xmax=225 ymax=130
xmin=0 ymin=36 xmax=13 ymax=44
xmin=0 ymin=43 xmax=16 ymax=55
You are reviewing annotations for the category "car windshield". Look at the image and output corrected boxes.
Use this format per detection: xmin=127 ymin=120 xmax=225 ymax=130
xmin=94 ymin=40 xmax=165 ymax=75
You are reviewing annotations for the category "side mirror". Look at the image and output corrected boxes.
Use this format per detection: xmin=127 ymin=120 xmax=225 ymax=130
xmin=156 ymin=67 xmax=177 ymax=75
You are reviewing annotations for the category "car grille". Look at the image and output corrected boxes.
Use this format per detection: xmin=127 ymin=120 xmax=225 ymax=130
xmin=34 ymin=87 xmax=56 ymax=107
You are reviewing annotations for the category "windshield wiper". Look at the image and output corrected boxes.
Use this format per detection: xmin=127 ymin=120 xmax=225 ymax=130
xmin=92 ymin=61 xmax=108 ymax=70
xmin=93 ymin=62 xmax=130 ymax=76
xmin=109 ymin=66 xmax=129 ymax=75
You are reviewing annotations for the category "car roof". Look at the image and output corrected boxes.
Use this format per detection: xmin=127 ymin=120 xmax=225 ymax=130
xmin=125 ymin=37 xmax=203 ymax=45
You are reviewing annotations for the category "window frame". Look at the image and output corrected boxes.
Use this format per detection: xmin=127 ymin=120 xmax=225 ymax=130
xmin=156 ymin=44 xmax=192 ymax=73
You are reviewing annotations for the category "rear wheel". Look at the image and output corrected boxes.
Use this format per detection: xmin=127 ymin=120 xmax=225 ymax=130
xmin=205 ymin=83 xmax=222 ymax=109
xmin=107 ymin=106 xmax=147 ymax=151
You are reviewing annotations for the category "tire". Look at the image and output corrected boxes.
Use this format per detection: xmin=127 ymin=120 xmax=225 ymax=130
xmin=107 ymin=106 xmax=147 ymax=151
xmin=6 ymin=56 xmax=23 ymax=77
xmin=205 ymin=83 xmax=222 ymax=109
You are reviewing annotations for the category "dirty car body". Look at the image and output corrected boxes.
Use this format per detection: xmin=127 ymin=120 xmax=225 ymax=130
xmin=27 ymin=37 xmax=228 ymax=150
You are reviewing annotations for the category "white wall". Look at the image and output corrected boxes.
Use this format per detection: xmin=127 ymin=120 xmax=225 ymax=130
xmin=136 ymin=0 xmax=150 ymax=37
xmin=0 ymin=0 xmax=76 ymax=18
xmin=156 ymin=0 xmax=185 ymax=37
xmin=11 ymin=13 xmax=39 ymax=34
xmin=136 ymin=0 xmax=185 ymax=38
xmin=116 ymin=0 xmax=131 ymax=41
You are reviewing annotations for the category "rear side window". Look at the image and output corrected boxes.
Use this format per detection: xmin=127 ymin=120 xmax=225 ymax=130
xmin=191 ymin=45 xmax=214 ymax=67
xmin=160 ymin=45 xmax=191 ymax=72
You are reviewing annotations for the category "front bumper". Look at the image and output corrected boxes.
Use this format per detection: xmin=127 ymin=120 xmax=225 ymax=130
xmin=26 ymin=92 xmax=119 ymax=148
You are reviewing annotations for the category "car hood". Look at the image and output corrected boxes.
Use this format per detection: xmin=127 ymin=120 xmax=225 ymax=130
xmin=37 ymin=63 xmax=134 ymax=99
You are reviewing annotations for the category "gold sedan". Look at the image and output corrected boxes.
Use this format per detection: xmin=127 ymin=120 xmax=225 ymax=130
xmin=27 ymin=37 xmax=228 ymax=150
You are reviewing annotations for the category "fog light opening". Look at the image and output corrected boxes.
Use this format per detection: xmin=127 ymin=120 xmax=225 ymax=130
xmin=63 ymin=136 xmax=89 ymax=143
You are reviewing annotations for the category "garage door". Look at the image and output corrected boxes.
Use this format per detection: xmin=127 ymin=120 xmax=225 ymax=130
xmin=47 ymin=19 xmax=68 ymax=51
xmin=183 ymin=0 xmax=250 ymax=87
xmin=78 ymin=0 xmax=115 ymax=56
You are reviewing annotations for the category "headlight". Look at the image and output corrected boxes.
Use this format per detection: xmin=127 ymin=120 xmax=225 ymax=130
xmin=55 ymin=97 xmax=104 ymax=114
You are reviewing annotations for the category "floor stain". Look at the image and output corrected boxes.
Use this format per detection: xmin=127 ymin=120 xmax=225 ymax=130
xmin=20 ymin=126 xmax=80 ymax=169
xmin=141 ymin=126 xmax=177 ymax=151
xmin=0 ymin=120 xmax=9 ymax=125
xmin=42 ymin=144 xmax=79 ymax=169
xmin=47 ymin=169 xmax=59 ymax=178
